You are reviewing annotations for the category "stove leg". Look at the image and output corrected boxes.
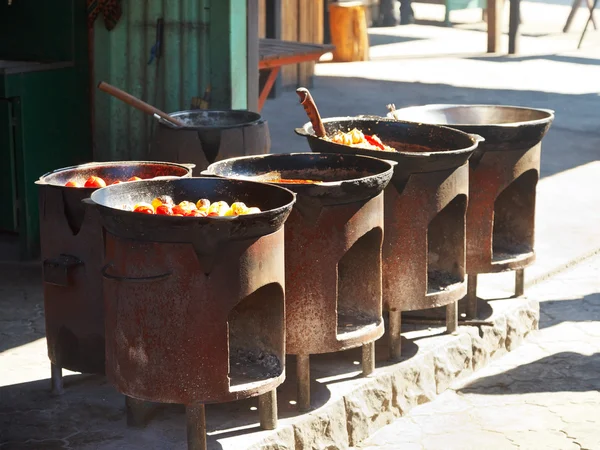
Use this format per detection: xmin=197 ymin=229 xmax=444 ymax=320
xmin=186 ymin=404 xmax=207 ymax=450
xmin=258 ymin=389 xmax=278 ymax=430
xmin=465 ymin=274 xmax=478 ymax=319
xmin=362 ymin=341 xmax=375 ymax=376
xmin=126 ymin=396 xmax=156 ymax=428
xmin=515 ymin=268 xmax=525 ymax=297
xmin=297 ymin=354 xmax=311 ymax=412
xmin=389 ymin=309 xmax=402 ymax=361
xmin=50 ymin=363 xmax=63 ymax=395
xmin=446 ymin=301 xmax=458 ymax=334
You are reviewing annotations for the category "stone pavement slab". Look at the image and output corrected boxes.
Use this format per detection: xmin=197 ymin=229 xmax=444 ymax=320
xmin=353 ymin=254 xmax=600 ymax=450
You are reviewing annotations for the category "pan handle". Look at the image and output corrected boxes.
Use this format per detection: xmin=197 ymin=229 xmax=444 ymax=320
xmin=101 ymin=264 xmax=172 ymax=283
xmin=469 ymin=134 xmax=486 ymax=144
xmin=294 ymin=127 xmax=310 ymax=137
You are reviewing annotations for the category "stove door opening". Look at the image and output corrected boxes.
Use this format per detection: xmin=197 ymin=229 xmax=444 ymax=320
xmin=427 ymin=194 xmax=467 ymax=295
xmin=336 ymin=227 xmax=383 ymax=339
xmin=492 ymin=169 xmax=538 ymax=264
xmin=228 ymin=282 xmax=285 ymax=391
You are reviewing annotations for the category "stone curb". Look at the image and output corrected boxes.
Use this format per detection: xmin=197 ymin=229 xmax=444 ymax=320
xmin=237 ymin=298 xmax=540 ymax=450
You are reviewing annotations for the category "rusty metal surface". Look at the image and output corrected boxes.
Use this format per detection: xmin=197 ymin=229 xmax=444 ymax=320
xmin=38 ymin=162 xmax=193 ymax=375
xmin=386 ymin=104 xmax=553 ymax=277
xmin=383 ymin=163 xmax=469 ymax=312
xmin=285 ymin=192 xmax=385 ymax=355
xmin=103 ymin=228 xmax=286 ymax=405
xmin=466 ymin=145 xmax=540 ymax=274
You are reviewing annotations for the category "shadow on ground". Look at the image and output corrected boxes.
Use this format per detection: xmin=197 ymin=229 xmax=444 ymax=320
xmin=0 ymin=262 xmax=44 ymax=353
xmin=457 ymin=292 xmax=600 ymax=396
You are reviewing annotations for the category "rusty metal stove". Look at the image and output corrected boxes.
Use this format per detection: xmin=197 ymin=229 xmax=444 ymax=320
xmin=204 ymin=152 xmax=394 ymax=411
xmin=35 ymin=161 xmax=194 ymax=394
xmin=88 ymin=177 xmax=295 ymax=450
xmin=296 ymin=117 xmax=483 ymax=359
xmin=388 ymin=105 xmax=554 ymax=318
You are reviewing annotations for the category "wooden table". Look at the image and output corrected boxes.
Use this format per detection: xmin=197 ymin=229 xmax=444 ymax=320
xmin=258 ymin=38 xmax=334 ymax=111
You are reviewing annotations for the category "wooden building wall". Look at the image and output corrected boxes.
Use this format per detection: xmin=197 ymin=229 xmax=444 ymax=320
xmin=258 ymin=0 xmax=325 ymax=89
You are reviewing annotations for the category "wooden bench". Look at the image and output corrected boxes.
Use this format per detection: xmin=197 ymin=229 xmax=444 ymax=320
xmin=258 ymin=38 xmax=334 ymax=112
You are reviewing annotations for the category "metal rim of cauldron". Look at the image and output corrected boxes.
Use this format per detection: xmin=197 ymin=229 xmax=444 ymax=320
xmin=87 ymin=177 xmax=297 ymax=244
xmin=202 ymin=152 xmax=395 ymax=203
xmin=386 ymin=104 xmax=555 ymax=128
xmin=36 ymin=160 xmax=196 ymax=190
xmin=295 ymin=116 xmax=483 ymax=156
xmin=294 ymin=116 xmax=484 ymax=174
xmin=161 ymin=109 xmax=264 ymax=131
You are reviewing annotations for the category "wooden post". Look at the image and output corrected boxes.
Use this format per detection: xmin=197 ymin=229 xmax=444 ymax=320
xmin=248 ymin=0 xmax=259 ymax=112
xmin=209 ymin=0 xmax=248 ymax=109
xmin=487 ymin=0 xmax=503 ymax=53
xmin=265 ymin=0 xmax=282 ymax=98
xmin=508 ymin=0 xmax=520 ymax=54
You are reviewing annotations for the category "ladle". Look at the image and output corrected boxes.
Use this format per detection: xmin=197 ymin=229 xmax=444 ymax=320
xmin=296 ymin=88 xmax=326 ymax=138
xmin=97 ymin=81 xmax=185 ymax=128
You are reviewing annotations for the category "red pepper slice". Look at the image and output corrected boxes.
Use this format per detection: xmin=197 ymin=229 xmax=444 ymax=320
xmin=364 ymin=134 xmax=386 ymax=151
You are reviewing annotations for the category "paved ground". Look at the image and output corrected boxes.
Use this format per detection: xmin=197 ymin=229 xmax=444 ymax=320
xmin=353 ymin=255 xmax=600 ymax=450
xmin=1 ymin=1 xmax=599 ymax=449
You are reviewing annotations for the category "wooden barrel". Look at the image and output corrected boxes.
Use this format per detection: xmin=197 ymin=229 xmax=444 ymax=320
xmin=329 ymin=1 xmax=370 ymax=62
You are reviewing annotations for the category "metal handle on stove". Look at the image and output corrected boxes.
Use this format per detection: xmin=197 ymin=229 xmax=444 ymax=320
xmin=101 ymin=264 xmax=173 ymax=283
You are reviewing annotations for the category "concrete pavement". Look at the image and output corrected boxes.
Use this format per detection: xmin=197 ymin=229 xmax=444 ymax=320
xmin=353 ymin=254 xmax=600 ymax=450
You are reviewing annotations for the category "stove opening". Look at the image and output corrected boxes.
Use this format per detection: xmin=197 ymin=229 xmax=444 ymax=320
xmin=492 ymin=170 xmax=537 ymax=263
xmin=228 ymin=282 xmax=284 ymax=391
xmin=427 ymin=194 xmax=467 ymax=294
xmin=337 ymin=227 xmax=383 ymax=338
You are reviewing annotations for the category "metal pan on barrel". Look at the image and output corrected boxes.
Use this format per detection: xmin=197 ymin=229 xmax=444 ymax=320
xmin=87 ymin=177 xmax=296 ymax=244
xmin=386 ymin=104 xmax=554 ymax=153
xmin=203 ymin=152 xmax=394 ymax=205
xmin=295 ymin=116 xmax=483 ymax=176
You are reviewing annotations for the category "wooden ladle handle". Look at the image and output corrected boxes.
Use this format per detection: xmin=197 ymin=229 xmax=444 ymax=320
xmin=97 ymin=81 xmax=185 ymax=128
xmin=296 ymin=88 xmax=327 ymax=138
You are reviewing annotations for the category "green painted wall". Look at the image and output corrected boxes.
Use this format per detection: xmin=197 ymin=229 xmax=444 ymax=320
xmin=93 ymin=0 xmax=248 ymax=161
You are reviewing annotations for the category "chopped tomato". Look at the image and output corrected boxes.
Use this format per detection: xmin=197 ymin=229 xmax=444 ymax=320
xmin=155 ymin=205 xmax=173 ymax=216
xmin=84 ymin=176 xmax=107 ymax=188
xmin=111 ymin=180 xmax=122 ymax=185
xmin=65 ymin=181 xmax=79 ymax=187
xmin=127 ymin=176 xmax=143 ymax=182
xmin=133 ymin=205 xmax=154 ymax=214
xmin=172 ymin=205 xmax=186 ymax=216
xmin=364 ymin=135 xmax=385 ymax=151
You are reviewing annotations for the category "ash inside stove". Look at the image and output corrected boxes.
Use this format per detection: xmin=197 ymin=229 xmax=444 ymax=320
xmin=492 ymin=170 xmax=537 ymax=263
xmin=427 ymin=270 xmax=463 ymax=294
xmin=228 ymin=283 xmax=284 ymax=390
xmin=337 ymin=228 xmax=383 ymax=338
xmin=229 ymin=348 xmax=282 ymax=387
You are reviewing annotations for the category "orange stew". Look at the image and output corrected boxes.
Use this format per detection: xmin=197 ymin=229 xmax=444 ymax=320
xmin=274 ymin=179 xmax=322 ymax=184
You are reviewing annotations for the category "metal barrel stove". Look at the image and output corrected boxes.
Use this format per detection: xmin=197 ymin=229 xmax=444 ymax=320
xmin=88 ymin=177 xmax=295 ymax=450
xmin=388 ymin=105 xmax=554 ymax=318
xmin=296 ymin=118 xmax=483 ymax=359
xmin=35 ymin=161 xmax=194 ymax=394
xmin=204 ymin=152 xmax=394 ymax=411
xmin=149 ymin=110 xmax=271 ymax=175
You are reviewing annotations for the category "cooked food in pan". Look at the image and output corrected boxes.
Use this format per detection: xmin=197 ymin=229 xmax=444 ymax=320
xmin=65 ymin=175 xmax=145 ymax=188
xmin=124 ymin=195 xmax=261 ymax=217
xmin=325 ymin=128 xmax=396 ymax=152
